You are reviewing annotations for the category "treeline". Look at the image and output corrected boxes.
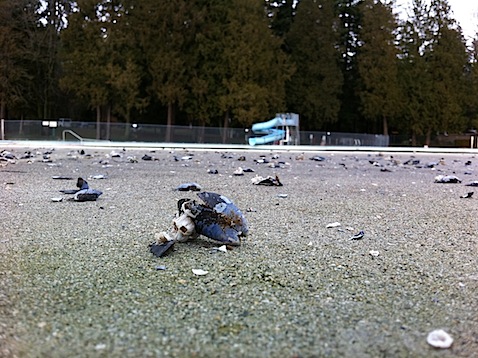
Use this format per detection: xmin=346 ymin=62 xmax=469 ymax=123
xmin=1 ymin=0 xmax=478 ymax=144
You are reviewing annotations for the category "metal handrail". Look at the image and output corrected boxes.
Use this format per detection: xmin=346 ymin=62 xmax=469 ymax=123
xmin=62 ymin=130 xmax=84 ymax=143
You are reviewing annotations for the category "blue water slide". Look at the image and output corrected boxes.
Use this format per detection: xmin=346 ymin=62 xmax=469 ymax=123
xmin=248 ymin=116 xmax=297 ymax=146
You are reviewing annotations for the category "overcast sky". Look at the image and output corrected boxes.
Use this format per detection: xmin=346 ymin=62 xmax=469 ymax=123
xmin=395 ymin=0 xmax=478 ymax=41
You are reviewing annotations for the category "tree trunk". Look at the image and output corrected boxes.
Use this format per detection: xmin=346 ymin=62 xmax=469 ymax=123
xmin=425 ymin=128 xmax=431 ymax=147
xmin=106 ymin=104 xmax=111 ymax=140
xmin=165 ymin=101 xmax=174 ymax=142
xmin=19 ymin=114 xmax=24 ymax=135
xmin=124 ymin=108 xmax=131 ymax=139
xmin=0 ymin=97 xmax=5 ymax=119
xmin=222 ymin=111 xmax=229 ymax=144
xmin=411 ymin=131 xmax=417 ymax=147
xmin=96 ymin=105 xmax=101 ymax=139
xmin=198 ymin=118 xmax=205 ymax=143
xmin=382 ymin=117 xmax=389 ymax=136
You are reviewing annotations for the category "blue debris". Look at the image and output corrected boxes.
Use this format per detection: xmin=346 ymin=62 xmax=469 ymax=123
xmin=174 ymin=192 xmax=248 ymax=246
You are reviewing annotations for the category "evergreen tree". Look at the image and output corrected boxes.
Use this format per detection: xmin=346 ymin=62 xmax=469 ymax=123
xmin=397 ymin=0 xmax=434 ymax=145
xmin=188 ymin=0 xmax=292 ymax=141
xmin=134 ymin=0 xmax=194 ymax=141
xmin=336 ymin=0 xmax=363 ymax=132
xmin=60 ymin=0 xmax=112 ymax=139
xmin=266 ymin=0 xmax=295 ymax=39
xmin=102 ymin=1 xmax=145 ymax=137
xmin=356 ymin=0 xmax=401 ymax=135
xmin=32 ymin=0 xmax=71 ymax=119
xmin=286 ymin=0 xmax=343 ymax=130
xmin=424 ymin=0 xmax=468 ymax=141
xmin=217 ymin=0 xmax=292 ymax=129
xmin=0 ymin=0 xmax=34 ymax=119
xmin=465 ymin=35 xmax=478 ymax=130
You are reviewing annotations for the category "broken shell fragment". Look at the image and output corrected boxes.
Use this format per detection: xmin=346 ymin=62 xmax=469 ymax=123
xmin=251 ymin=175 xmax=282 ymax=186
xmin=434 ymin=175 xmax=461 ymax=184
xmin=149 ymin=240 xmax=175 ymax=258
xmin=168 ymin=192 xmax=248 ymax=246
xmin=51 ymin=197 xmax=63 ymax=202
xmin=326 ymin=222 xmax=341 ymax=228
xmin=427 ymin=329 xmax=453 ymax=349
xmin=173 ymin=212 xmax=197 ymax=241
xmin=350 ymin=230 xmax=365 ymax=240
xmin=175 ymin=182 xmax=202 ymax=191
xmin=194 ymin=192 xmax=248 ymax=245
xmin=211 ymin=245 xmax=228 ymax=253
xmin=192 ymin=269 xmax=208 ymax=276
xmin=233 ymin=167 xmax=244 ymax=176
xmin=369 ymin=250 xmax=379 ymax=257
xmin=460 ymin=192 xmax=474 ymax=198
xmin=155 ymin=232 xmax=174 ymax=243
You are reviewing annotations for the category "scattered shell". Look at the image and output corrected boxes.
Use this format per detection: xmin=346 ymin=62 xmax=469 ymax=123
xmin=251 ymin=175 xmax=282 ymax=186
xmin=155 ymin=265 xmax=167 ymax=270
xmin=277 ymin=193 xmax=288 ymax=198
xmin=350 ymin=230 xmax=364 ymax=240
xmin=427 ymin=329 xmax=453 ymax=348
xmin=192 ymin=269 xmax=208 ymax=276
xmin=155 ymin=232 xmax=174 ymax=243
xmin=175 ymin=182 xmax=202 ymax=191
xmin=434 ymin=175 xmax=461 ymax=184
xmin=149 ymin=241 xmax=175 ymax=258
xmin=326 ymin=222 xmax=341 ymax=228
xmin=52 ymin=176 xmax=73 ymax=180
xmin=95 ymin=343 xmax=107 ymax=350
xmin=51 ymin=197 xmax=63 ymax=202
xmin=211 ymin=245 xmax=228 ymax=253
xmin=207 ymin=169 xmax=219 ymax=174
xmin=233 ymin=167 xmax=244 ymax=176
xmin=173 ymin=212 xmax=196 ymax=240
xmin=310 ymin=155 xmax=326 ymax=162
xmin=59 ymin=189 xmax=78 ymax=194
xmin=91 ymin=174 xmax=106 ymax=180
xmin=369 ymin=250 xmax=379 ymax=257
xmin=193 ymin=192 xmax=248 ymax=245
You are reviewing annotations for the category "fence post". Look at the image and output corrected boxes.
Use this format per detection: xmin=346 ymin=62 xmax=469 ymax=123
xmin=1 ymin=118 xmax=4 ymax=140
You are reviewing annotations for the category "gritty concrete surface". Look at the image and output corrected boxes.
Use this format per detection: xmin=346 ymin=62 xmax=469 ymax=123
xmin=1 ymin=143 xmax=477 ymax=357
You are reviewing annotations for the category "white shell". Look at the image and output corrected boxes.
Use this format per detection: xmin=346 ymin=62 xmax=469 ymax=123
xmin=369 ymin=250 xmax=380 ymax=257
xmin=173 ymin=213 xmax=195 ymax=236
xmin=155 ymin=232 xmax=174 ymax=243
xmin=212 ymin=245 xmax=228 ymax=253
xmin=51 ymin=197 xmax=63 ymax=202
xmin=233 ymin=167 xmax=244 ymax=176
xmin=427 ymin=329 xmax=453 ymax=348
xmin=326 ymin=222 xmax=341 ymax=228
xmin=192 ymin=269 xmax=208 ymax=276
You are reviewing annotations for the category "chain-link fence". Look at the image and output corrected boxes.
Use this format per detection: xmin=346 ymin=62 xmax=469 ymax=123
xmin=1 ymin=119 xmax=391 ymax=146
